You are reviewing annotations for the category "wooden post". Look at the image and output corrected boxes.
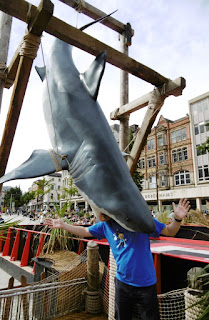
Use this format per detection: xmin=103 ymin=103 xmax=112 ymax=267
xmin=87 ymin=240 xmax=100 ymax=291
xmin=0 ymin=12 xmax=12 ymax=111
xmin=21 ymin=275 xmax=29 ymax=320
xmin=127 ymin=91 xmax=166 ymax=176
xmin=85 ymin=240 xmax=102 ymax=314
xmin=0 ymin=0 xmax=53 ymax=190
xmin=119 ymin=27 xmax=130 ymax=153
xmin=2 ymin=277 xmax=14 ymax=320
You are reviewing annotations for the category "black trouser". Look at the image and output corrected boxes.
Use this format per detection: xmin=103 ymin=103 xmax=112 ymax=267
xmin=114 ymin=278 xmax=160 ymax=320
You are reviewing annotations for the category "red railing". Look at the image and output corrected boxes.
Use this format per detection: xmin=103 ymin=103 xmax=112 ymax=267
xmin=0 ymin=226 xmax=108 ymax=274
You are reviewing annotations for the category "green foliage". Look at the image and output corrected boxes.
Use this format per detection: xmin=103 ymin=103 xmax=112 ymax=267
xmin=187 ymin=265 xmax=209 ymax=320
xmin=45 ymin=204 xmax=74 ymax=254
xmin=0 ymin=218 xmax=23 ymax=232
xmin=4 ymin=187 xmax=23 ymax=208
xmin=182 ymin=209 xmax=209 ymax=227
xmin=129 ymin=129 xmax=134 ymax=150
xmin=21 ymin=191 xmax=35 ymax=205
xmin=156 ymin=210 xmax=170 ymax=224
xmin=44 ymin=178 xmax=77 ymax=254
xmin=197 ymin=123 xmax=209 ymax=155
xmin=133 ymin=171 xmax=144 ymax=191
xmin=34 ymin=178 xmax=53 ymax=199
xmin=61 ymin=178 xmax=78 ymax=199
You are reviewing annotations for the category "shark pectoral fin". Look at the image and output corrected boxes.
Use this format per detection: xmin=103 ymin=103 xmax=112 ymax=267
xmin=83 ymin=51 xmax=106 ymax=100
xmin=0 ymin=149 xmax=68 ymax=184
xmin=35 ymin=66 xmax=46 ymax=82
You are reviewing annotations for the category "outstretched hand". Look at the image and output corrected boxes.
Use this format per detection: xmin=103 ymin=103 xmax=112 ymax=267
xmin=45 ymin=217 xmax=63 ymax=229
xmin=172 ymin=198 xmax=190 ymax=221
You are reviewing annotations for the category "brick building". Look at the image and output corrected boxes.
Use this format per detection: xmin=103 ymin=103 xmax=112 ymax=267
xmin=138 ymin=114 xmax=195 ymax=213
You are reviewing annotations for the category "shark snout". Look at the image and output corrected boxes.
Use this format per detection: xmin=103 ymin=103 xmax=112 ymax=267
xmin=105 ymin=195 xmax=156 ymax=233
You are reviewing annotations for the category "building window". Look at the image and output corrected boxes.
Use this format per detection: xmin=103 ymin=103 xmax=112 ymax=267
xmin=174 ymin=170 xmax=190 ymax=186
xmin=194 ymin=121 xmax=209 ymax=135
xmin=159 ymin=153 xmax=164 ymax=165
xmin=171 ymin=128 xmax=186 ymax=143
xmin=147 ymin=139 xmax=155 ymax=150
xmin=160 ymin=175 xmax=167 ymax=187
xmin=147 ymin=156 xmax=156 ymax=168
xmin=158 ymin=136 xmax=163 ymax=147
xmin=138 ymin=158 xmax=145 ymax=169
xmin=192 ymin=99 xmax=209 ymax=115
xmin=172 ymin=147 xmax=188 ymax=162
xmin=51 ymin=185 xmax=54 ymax=190
xmin=159 ymin=152 xmax=167 ymax=165
xmin=183 ymin=147 xmax=188 ymax=159
xmin=149 ymin=175 xmax=156 ymax=189
xmin=198 ymin=165 xmax=209 ymax=181
xmin=194 ymin=125 xmax=199 ymax=135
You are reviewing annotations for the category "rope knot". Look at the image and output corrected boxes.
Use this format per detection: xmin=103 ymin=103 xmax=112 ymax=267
xmin=19 ymin=33 xmax=41 ymax=59
xmin=75 ymin=0 xmax=85 ymax=13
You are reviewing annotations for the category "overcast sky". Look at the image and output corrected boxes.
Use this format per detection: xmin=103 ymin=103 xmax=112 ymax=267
xmin=0 ymin=0 xmax=209 ymax=192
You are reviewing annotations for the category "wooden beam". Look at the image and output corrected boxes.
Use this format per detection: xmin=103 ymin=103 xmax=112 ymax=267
xmin=58 ymin=0 xmax=134 ymax=35
xmin=127 ymin=95 xmax=165 ymax=176
xmin=4 ymin=45 xmax=20 ymax=88
xmin=0 ymin=0 xmax=54 ymax=183
xmin=110 ymin=77 xmax=186 ymax=120
xmin=0 ymin=0 xmax=170 ymax=87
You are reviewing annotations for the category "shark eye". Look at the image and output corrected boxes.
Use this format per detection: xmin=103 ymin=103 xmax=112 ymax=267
xmin=125 ymin=217 xmax=130 ymax=222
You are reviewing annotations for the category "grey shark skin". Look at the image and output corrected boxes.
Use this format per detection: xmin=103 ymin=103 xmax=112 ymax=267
xmin=0 ymin=38 xmax=155 ymax=233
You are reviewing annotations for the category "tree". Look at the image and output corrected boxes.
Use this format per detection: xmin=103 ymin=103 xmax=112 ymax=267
xmin=34 ymin=178 xmax=53 ymax=211
xmin=4 ymin=187 xmax=23 ymax=209
xmin=133 ymin=171 xmax=144 ymax=192
xmin=21 ymin=191 xmax=35 ymax=205
xmin=198 ymin=123 xmax=209 ymax=154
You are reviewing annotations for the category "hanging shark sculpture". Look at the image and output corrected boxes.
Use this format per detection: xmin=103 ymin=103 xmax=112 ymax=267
xmin=0 ymin=18 xmax=155 ymax=233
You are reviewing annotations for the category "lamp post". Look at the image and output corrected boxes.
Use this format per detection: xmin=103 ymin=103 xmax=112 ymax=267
xmin=156 ymin=171 xmax=159 ymax=213
xmin=9 ymin=193 xmax=14 ymax=214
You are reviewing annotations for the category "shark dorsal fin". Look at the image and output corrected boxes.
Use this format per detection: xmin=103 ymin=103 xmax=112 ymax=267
xmin=35 ymin=66 xmax=46 ymax=82
xmin=83 ymin=51 xmax=106 ymax=100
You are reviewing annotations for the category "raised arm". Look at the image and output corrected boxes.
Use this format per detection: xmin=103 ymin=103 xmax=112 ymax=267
xmin=161 ymin=198 xmax=190 ymax=237
xmin=45 ymin=217 xmax=93 ymax=238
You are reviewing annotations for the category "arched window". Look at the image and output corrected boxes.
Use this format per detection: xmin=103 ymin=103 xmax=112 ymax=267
xmin=174 ymin=170 xmax=190 ymax=186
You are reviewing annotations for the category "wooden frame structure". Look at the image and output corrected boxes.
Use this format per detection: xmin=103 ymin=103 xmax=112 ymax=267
xmin=0 ymin=0 xmax=186 ymax=189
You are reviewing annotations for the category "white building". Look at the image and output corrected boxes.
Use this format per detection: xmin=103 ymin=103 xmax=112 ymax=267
xmin=42 ymin=173 xmax=62 ymax=211
xmin=61 ymin=170 xmax=91 ymax=212
xmin=189 ymin=91 xmax=209 ymax=211
xmin=27 ymin=173 xmax=62 ymax=212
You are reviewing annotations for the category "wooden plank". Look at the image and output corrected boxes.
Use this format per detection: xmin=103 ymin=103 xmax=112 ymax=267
xmin=0 ymin=0 xmax=53 ymax=183
xmin=0 ymin=0 xmax=170 ymax=87
xmin=127 ymin=93 xmax=165 ymax=176
xmin=58 ymin=0 xmax=134 ymax=35
xmin=110 ymin=77 xmax=186 ymax=120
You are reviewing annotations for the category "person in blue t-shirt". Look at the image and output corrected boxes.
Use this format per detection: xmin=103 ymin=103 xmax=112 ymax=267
xmin=45 ymin=198 xmax=190 ymax=320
